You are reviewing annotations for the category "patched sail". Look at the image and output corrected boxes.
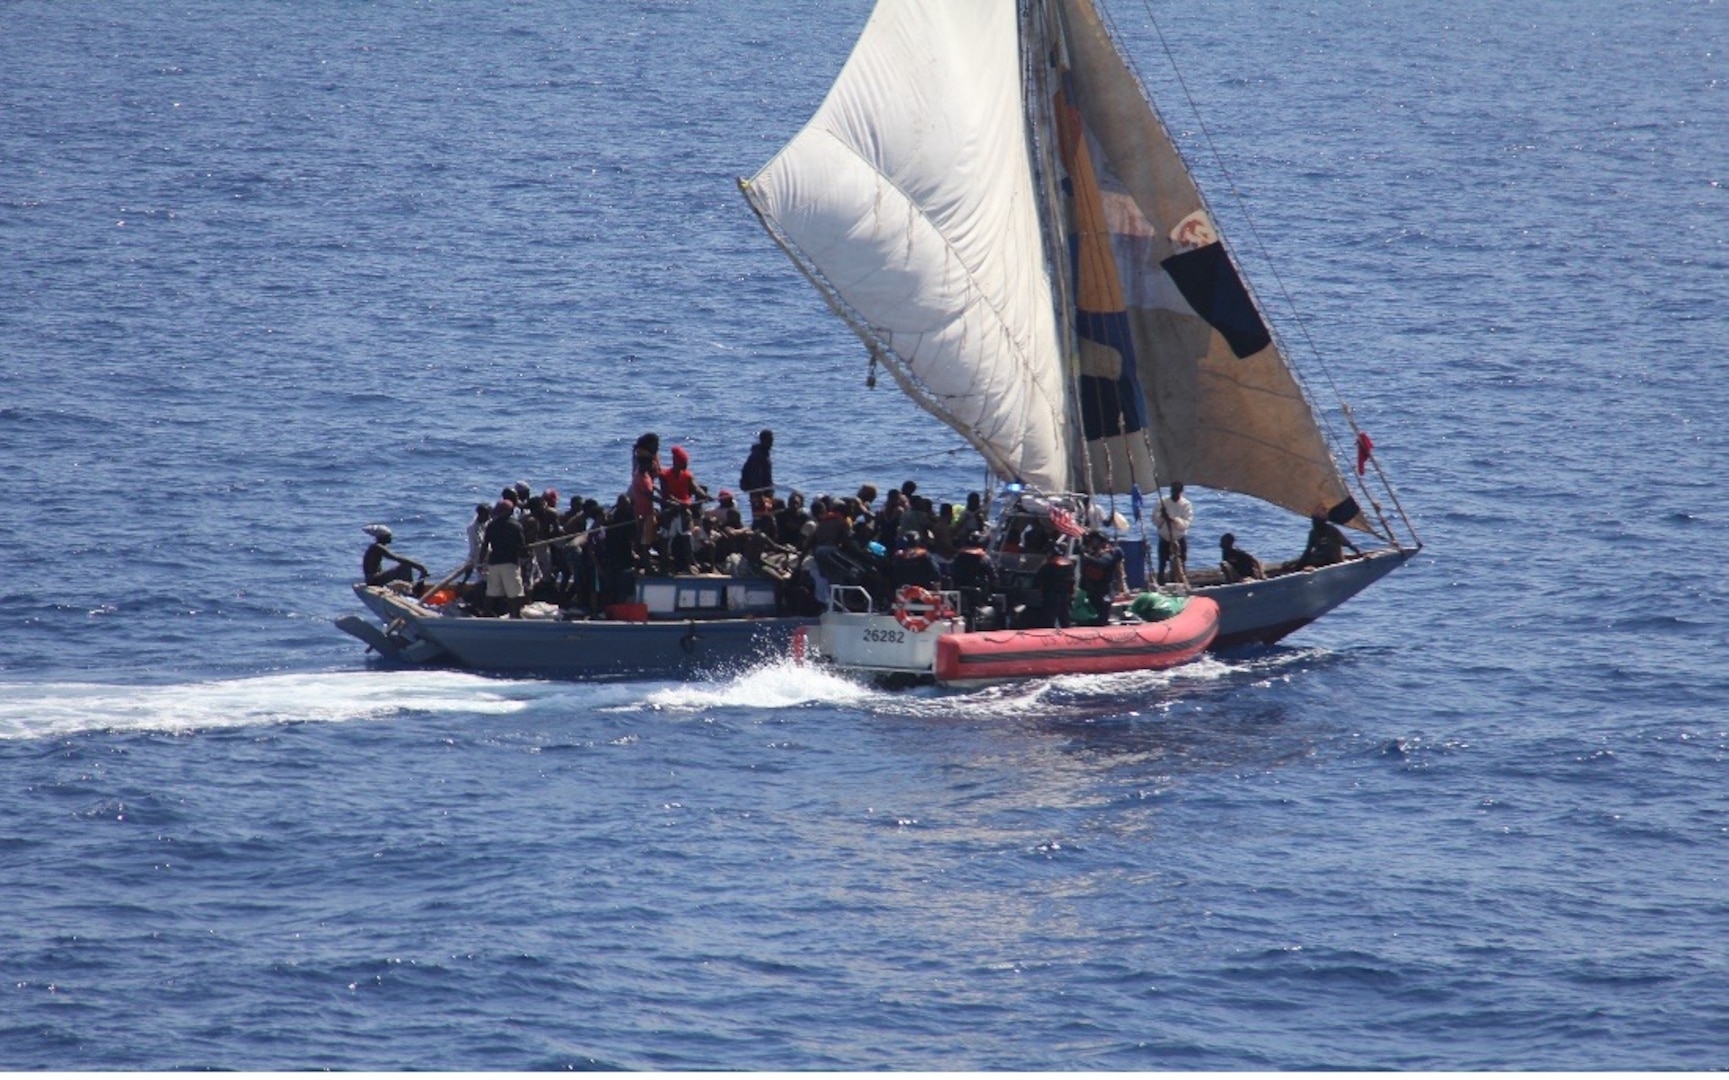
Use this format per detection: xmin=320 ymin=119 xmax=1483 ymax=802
xmin=741 ymin=0 xmax=1074 ymax=494
xmin=1050 ymin=0 xmax=1360 ymax=523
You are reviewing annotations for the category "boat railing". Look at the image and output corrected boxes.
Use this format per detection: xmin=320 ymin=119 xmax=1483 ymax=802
xmin=825 ymin=585 xmax=967 ymax=620
xmin=826 ymin=585 xmax=877 ymax=615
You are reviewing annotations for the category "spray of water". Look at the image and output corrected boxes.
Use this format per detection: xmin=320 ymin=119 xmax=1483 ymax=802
xmin=0 ymin=670 xmax=552 ymax=740
xmin=0 ymin=651 xmax=1269 ymax=740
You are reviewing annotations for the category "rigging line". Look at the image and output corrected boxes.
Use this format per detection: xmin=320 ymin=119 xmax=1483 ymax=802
xmin=1112 ymin=0 xmax=1359 ymax=462
xmin=768 ymin=443 xmax=985 ymax=504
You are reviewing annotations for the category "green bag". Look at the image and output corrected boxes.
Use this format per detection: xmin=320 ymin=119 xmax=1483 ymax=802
xmin=1129 ymin=591 xmax=1188 ymax=622
xmin=1070 ymin=591 xmax=1097 ymax=624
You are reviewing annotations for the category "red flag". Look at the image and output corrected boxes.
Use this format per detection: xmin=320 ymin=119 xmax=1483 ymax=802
xmin=1048 ymin=507 xmax=1087 ymax=538
xmin=1356 ymin=431 xmax=1374 ymax=476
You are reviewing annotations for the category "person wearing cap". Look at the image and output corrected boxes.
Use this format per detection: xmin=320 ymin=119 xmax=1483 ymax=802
xmin=889 ymin=530 xmax=942 ymax=591
xmin=362 ymin=525 xmax=428 ymax=591
xmin=703 ymin=489 xmax=742 ymax=534
xmin=659 ymin=446 xmax=708 ymax=573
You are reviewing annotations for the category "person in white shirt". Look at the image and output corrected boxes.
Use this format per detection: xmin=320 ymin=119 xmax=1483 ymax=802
xmin=1153 ymin=482 xmax=1193 ymax=585
xmin=463 ymin=503 xmax=488 ymax=582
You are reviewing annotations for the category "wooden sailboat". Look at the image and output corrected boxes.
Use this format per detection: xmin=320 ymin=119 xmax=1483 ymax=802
xmin=740 ymin=0 xmax=1420 ymax=651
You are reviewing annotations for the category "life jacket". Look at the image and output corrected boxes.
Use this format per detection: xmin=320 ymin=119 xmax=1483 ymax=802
xmin=1080 ymin=543 xmax=1120 ymax=584
xmin=891 ymin=545 xmax=940 ymax=588
xmin=1037 ymin=553 xmax=1075 ymax=591
xmin=950 ymin=547 xmax=994 ymax=590
xmin=661 ymin=467 xmax=695 ymax=505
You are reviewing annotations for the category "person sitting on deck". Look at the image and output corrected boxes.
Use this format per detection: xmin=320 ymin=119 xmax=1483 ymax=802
xmin=1297 ymin=513 xmax=1362 ymax=570
xmin=1219 ymin=532 xmax=1266 ymax=582
xmin=776 ymin=490 xmax=811 ymax=548
xmin=703 ymin=490 xmax=743 ymax=534
xmin=362 ymin=525 xmax=428 ymax=592
xmin=731 ymin=523 xmax=801 ymax=582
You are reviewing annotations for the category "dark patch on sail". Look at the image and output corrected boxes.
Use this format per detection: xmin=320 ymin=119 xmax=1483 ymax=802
xmin=1160 ymin=242 xmax=1271 ymax=358
xmin=1074 ymin=308 xmax=1147 ymax=440
xmin=1327 ymin=497 xmax=1360 ymax=525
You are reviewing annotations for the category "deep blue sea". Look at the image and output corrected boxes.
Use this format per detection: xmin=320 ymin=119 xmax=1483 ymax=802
xmin=2 ymin=0 xmax=1726 ymax=1070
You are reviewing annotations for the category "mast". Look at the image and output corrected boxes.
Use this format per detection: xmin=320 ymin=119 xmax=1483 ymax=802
xmin=1022 ymin=0 xmax=1091 ymax=498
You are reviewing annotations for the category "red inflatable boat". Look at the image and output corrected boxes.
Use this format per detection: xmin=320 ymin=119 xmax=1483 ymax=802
xmin=931 ymin=596 xmax=1220 ymax=687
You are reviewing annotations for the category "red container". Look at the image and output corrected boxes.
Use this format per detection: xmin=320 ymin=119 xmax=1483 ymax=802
xmin=604 ymin=602 xmax=649 ymax=622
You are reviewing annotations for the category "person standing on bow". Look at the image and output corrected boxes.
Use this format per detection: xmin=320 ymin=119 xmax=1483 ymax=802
xmin=1154 ymin=481 xmax=1194 ymax=585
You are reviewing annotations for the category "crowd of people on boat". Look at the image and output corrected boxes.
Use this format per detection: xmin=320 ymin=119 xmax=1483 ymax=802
xmin=361 ymin=428 xmax=1366 ymax=623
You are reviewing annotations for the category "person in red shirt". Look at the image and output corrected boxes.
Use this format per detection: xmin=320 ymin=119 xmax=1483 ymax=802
xmin=659 ymin=446 xmax=709 ymax=573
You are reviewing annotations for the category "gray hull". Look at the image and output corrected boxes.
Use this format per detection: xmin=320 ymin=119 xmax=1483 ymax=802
xmin=343 ymin=585 xmax=814 ymax=680
xmin=1192 ymin=547 xmax=1414 ymax=650
xmin=340 ymin=547 xmax=1409 ymax=678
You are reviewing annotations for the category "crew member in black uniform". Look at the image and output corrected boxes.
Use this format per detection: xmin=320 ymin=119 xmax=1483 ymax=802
xmin=1077 ymin=531 xmax=1125 ymax=627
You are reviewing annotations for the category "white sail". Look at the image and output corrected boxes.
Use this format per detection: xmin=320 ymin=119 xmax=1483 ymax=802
xmin=741 ymin=0 xmax=1074 ymax=494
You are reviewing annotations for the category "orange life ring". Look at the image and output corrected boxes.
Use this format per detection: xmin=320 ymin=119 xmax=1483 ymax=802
xmin=893 ymin=585 xmax=953 ymax=633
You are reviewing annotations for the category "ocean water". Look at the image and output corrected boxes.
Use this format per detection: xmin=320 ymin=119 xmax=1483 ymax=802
xmin=2 ymin=0 xmax=1726 ymax=1070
